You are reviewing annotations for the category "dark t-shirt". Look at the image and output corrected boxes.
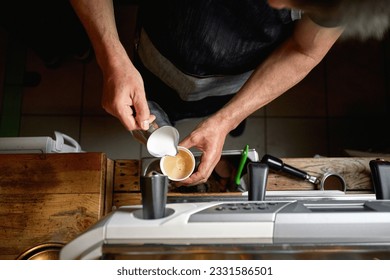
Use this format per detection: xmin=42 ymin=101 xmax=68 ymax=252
xmin=140 ymin=0 xmax=295 ymax=76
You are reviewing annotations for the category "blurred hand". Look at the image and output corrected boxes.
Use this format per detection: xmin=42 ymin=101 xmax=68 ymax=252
xmin=179 ymin=117 xmax=229 ymax=185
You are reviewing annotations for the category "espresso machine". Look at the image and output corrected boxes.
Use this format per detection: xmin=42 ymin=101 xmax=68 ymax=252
xmin=60 ymin=158 xmax=390 ymax=260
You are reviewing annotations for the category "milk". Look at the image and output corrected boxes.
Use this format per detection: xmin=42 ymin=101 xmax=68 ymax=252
xmin=146 ymin=126 xmax=179 ymax=157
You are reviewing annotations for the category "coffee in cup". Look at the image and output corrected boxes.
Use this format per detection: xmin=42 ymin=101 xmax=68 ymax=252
xmin=160 ymin=146 xmax=195 ymax=181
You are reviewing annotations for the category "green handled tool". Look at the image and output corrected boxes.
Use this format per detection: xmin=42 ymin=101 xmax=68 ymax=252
xmin=235 ymin=144 xmax=249 ymax=185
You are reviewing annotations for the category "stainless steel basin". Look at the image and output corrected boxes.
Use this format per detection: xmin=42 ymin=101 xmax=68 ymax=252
xmin=102 ymin=243 xmax=390 ymax=260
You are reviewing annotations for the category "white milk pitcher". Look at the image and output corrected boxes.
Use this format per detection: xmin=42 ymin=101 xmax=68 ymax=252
xmin=131 ymin=101 xmax=179 ymax=157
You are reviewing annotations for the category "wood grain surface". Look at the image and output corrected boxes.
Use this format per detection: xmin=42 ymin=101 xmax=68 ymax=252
xmin=112 ymin=157 xmax=389 ymax=207
xmin=0 ymin=153 xmax=113 ymax=260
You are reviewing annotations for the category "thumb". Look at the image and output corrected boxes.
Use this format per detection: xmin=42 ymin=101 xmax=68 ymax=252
xmin=133 ymin=97 xmax=151 ymax=130
xmin=179 ymin=135 xmax=195 ymax=150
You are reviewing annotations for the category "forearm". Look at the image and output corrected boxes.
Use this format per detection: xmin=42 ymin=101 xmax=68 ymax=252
xmin=213 ymin=39 xmax=322 ymax=133
xmin=213 ymin=16 xmax=343 ymax=133
xmin=70 ymin=0 xmax=129 ymax=71
xmin=70 ymin=0 xmax=150 ymax=131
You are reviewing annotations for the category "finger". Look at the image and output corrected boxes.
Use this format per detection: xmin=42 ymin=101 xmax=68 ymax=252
xmin=138 ymin=114 xmax=157 ymax=131
xmin=117 ymin=105 xmax=138 ymax=131
xmin=117 ymin=106 xmax=155 ymax=131
xmin=133 ymin=96 xmax=151 ymax=130
xmin=102 ymin=95 xmax=140 ymax=131
xmin=181 ymin=157 xmax=215 ymax=186
xmin=180 ymin=170 xmax=207 ymax=186
xmin=179 ymin=136 xmax=195 ymax=150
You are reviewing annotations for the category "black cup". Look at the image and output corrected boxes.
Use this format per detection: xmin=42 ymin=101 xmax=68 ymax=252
xmin=140 ymin=173 xmax=168 ymax=219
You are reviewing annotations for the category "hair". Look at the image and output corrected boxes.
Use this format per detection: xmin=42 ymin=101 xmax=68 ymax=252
xmin=294 ymin=0 xmax=390 ymax=40
xmin=338 ymin=0 xmax=390 ymax=40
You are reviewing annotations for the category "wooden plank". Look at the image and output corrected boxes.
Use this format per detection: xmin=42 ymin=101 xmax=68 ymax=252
xmin=113 ymin=192 xmax=142 ymax=208
xmin=113 ymin=192 xmax=244 ymax=208
xmin=112 ymin=157 xmax=389 ymax=208
xmin=0 ymin=152 xmax=111 ymax=260
xmin=274 ymin=157 xmax=388 ymax=192
xmin=113 ymin=159 xmax=140 ymax=192
xmin=104 ymin=158 xmax=114 ymax=214
xmin=0 ymin=193 xmax=101 ymax=260
xmin=0 ymin=153 xmax=106 ymax=194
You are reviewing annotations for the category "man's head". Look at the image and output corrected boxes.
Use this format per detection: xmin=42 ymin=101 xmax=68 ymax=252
xmin=268 ymin=0 xmax=390 ymax=40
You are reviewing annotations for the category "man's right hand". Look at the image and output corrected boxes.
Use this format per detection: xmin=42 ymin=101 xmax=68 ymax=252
xmin=101 ymin=58 xmax=154 ymax=131
xmin=70 ymin=0 xmax=153 ymax=131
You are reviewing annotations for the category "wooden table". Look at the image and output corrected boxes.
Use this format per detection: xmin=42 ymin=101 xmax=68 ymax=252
xmin=0 ymin=153 xmax=113 ymax=260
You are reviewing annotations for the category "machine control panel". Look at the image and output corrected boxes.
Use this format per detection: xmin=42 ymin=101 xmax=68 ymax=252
xmin=189 ymin=201 xmax=290 ymax=222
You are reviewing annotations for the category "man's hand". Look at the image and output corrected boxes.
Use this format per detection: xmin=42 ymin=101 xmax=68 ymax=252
xmin=101 ymin=59 xmax=154 ymax=131
xmin=70 ymin=0 xmax=153 ymax=131
xmin=179 ymin=116 xmax=229 ymax=185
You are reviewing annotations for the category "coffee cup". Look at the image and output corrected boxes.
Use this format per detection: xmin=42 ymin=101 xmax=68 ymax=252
xmin=160 ymin=146 xmax=195 ymax=181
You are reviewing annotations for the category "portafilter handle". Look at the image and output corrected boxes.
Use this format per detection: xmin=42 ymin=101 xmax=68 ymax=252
xmin=261 ymin=154 xmax=319 ymax=185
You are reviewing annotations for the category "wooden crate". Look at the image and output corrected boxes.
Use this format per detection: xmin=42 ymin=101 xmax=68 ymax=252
xmin=0 ymin=152 xmax=113 ymax=260
xmin=112 ymin=157 xmax=388 ymax=207
xmin=113 ymin=159 xmax=141 ymax=208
